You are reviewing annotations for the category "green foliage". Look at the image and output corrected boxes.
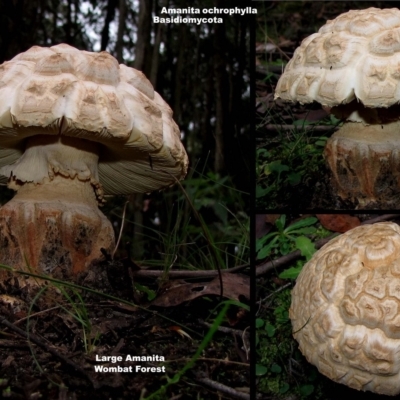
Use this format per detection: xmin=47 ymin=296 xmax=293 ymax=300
xmin=181 ymin=171 xmax=248 ymax=248
xmin=256 ymin=285 xmax=322 ymax=399
xmin=256 ymin=125 xmax=330 ymax=208
xmin=295 ymin=236 xmax=315 ymax=261
xmin=256 ymin=288 xmax=293 ymax=396
xmin=300 ymin=384 xmax=315 ymax=396
xmin=278 ymin=265 xmax=303 ymax=280
xmin=127 ymin=171 xmax=249 ymax=274
xmin=256 ymin=364 xmax=268 ymax=376
xmin=185 ymin=172 xmax=233 ymax=224
xmin=256 ymin=215 xmax=318 ymax=261
xmin=265 ymin=322 xmax=276 ymax=337
xmin=134 ymin=282 xmax=156 ymax=301
xmin=256 ymin=215 xmax=335 ymax=398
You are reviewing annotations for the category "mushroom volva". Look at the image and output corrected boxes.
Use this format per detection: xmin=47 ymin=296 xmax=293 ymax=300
xmin=0 ymin=44 xmax=188 ymax=279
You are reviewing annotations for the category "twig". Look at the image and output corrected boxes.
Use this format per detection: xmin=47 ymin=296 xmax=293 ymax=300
xmin=262 ymin=282 xmax=292 ymax=302
xmin=265 ymin=124 xmax=335 ymax=132
xmin=199 ymin=320 xmax=248 ymax=337
xmin=359 ymin=214 xmax=400 ymax=225
xmin=163 ymin=357 xmax=248 ymax=367
xmin=199 ymin=319 xmax=247 ymax=336
xmin=256 ymin=214 xmax=400 ymax=276
xmin=14 ymin=306 xmax=61 ymax=325
xmin=256 ymin=237 xmax=333 ymax=276
xmin=256 ymin=64 xmax=284 ymax=75
xmin=0 ymin=339 xmax=30 ymax=348
xmin=265 ymin=35 xmax=291 ymax=61
xmin=133 ymin=263 xmax=249 ymax=278
xmin=194 ymin=377 xmax=250 ymax=400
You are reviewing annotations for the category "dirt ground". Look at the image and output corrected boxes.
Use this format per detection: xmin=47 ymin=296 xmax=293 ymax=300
xmin=0 ymin=260 xmax=250 ymax=399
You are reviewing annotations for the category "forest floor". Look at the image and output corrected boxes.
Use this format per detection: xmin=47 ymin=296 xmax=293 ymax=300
xmin=0 ymin=260 xmax=250 ymax=400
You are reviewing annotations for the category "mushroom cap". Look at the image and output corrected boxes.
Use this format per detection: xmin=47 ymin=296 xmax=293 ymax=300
xmin=0 ymin=44 xmax=188 ymax=194
xmin=290 ymin=222 xmax=400 ymax=395
xmin=274 ymin=8 xmax=400 ymax=108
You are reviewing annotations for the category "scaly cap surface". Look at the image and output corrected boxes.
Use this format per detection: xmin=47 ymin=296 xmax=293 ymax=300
xmin=275 ymin=8 xmax=400 ymax=108
xmin=0 ymin=44 xmax=188 ymax=194
xmin=291 ymin=222 xmax=400 ymax=395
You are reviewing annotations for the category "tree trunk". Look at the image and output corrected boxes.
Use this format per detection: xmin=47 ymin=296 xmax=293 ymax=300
xmin=130 ymin=0 xmax=154 ymax=259
xmin=115 ymin=0 xmax=126 ymax=62
xmin=150 ymin=0 xmax=169 ymax=86
xmin=213 ymin=17 xmax=229 ymax=174
xmin=134 ymin=0 xmax=152 ymax=72
xmin=100 ymin=0 xmax=118 ymax=51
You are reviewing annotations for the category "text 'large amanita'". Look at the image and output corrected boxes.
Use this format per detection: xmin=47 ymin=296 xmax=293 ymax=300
xmin=0 ymin=44 xmax=188 ymax=281
xmin=274 ymin=7 xmax=400 ymax=208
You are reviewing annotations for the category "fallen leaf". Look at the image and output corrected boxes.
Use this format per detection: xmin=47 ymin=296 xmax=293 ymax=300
xmin=316 ymin=214 xmax=360 ymax=233
xmin=264 ymin=214 xmax=280 ymax=225
xmin=2 ymin=355 xmax=14 ymax=367
xmin=152 ymin=273 xmax=249 ymax=307
xmin=256 ymin=214 xmax=273 ymax=239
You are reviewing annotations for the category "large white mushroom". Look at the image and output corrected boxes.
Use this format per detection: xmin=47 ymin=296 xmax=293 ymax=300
xmin=290 ymin=222 xmax=400 ymax=395
xmin=274 ymin=7 xmax=400 ymax=208
xmin=0 ymin=44 xmax=188 ymax=279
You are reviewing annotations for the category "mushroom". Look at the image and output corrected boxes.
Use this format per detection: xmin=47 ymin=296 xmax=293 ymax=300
xmin=274 ymin=7 xmax=400 ymax=208
xmin=290 ymin=222 xmax=400 ymax=395
xmin=0 ymin=44 xmax=188 ymax=280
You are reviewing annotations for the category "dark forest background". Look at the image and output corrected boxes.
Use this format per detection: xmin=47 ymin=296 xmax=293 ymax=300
xmin=0 ymin=0 xmax=251 ymax=265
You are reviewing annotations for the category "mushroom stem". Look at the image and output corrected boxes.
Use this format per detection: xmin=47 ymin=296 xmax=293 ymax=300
xmin=0 ymin=136 xmax=115 ymax=280
xmin=324 ymin=120 xmax=400 ymax=207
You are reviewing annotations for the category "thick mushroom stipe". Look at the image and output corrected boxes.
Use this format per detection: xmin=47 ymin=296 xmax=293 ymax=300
xmin=274 ymin=8 xmax=400 ymax=207
xmin=291 ymin=222 xmax=400 ymax=395
xmin=324 ymin=120 xmax=400 ymax=206
xmin=0 ymin=175 xmax=114 ymax=278
xmin=0 ymin=44 xmax=188 ymax=281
